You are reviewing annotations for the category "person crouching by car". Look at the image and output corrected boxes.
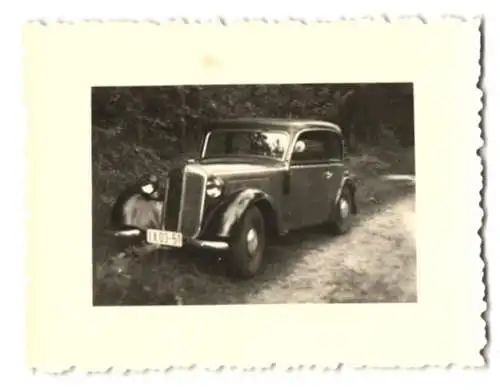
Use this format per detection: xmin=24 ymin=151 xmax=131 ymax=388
xmin=110 ymin=174 xmax=164 ymax=237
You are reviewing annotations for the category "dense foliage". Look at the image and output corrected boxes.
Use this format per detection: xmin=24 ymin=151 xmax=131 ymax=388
xmin=92 ymin=83 xmax=414 ymax=156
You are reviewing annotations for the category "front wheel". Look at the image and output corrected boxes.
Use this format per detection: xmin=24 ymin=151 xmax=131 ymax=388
xmin=224 ymin=206 xmax=266 ymax=279
xmin=331 ymin=186 xmax=354 ymax=235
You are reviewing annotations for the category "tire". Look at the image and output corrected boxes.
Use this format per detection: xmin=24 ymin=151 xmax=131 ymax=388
xmin=331 ymin=186 xmax=354 ymax=235
xmin=225 ymin=206 xmax=266 ymax=279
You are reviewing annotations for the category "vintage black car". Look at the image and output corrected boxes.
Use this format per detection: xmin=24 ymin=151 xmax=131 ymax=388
xmin=110 ymin=118 xmax=358 ymax=278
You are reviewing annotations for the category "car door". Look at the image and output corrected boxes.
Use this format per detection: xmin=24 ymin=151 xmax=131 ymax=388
xmin=287 ymin=129 xmax=344 ymax=230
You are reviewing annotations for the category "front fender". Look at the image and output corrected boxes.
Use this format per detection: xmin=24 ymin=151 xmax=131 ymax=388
xmin=202 ymin=188 xmax=278 ymax=239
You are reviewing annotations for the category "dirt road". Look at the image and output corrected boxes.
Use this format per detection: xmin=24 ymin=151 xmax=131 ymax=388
xmin=99 ymin=175 xmax=416 ymax=305
xmin=245 ymin=193 xmax=416 ymax=304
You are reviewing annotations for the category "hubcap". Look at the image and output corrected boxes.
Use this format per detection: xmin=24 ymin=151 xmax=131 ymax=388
xmin=246 ymin=228 xmax=259 ymax=255
xmin=339 ymin=198 xmax=350 ymax=219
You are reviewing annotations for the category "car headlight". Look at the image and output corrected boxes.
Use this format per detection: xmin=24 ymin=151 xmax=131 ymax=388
xmin=140 ymin=174 xmax=159 ymax=196
xmin=141 ymin=183 xmax=155 ymax=194
xmin=206 ymin=176 xmax=225 ymax=198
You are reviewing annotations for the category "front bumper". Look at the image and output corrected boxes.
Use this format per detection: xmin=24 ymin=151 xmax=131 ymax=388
xmin=110 ymin=228 xmax=229 ymax=251
xmin=185 ymin=237 xmax=229 ymax=250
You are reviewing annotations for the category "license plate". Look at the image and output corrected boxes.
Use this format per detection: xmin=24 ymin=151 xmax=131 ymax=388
xmin=146 ymin=229 xmax=183 ymax=248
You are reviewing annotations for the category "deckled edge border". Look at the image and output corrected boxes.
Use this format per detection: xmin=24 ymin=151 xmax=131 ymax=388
xmin=23 ymin=14 xmax=487 ymax=374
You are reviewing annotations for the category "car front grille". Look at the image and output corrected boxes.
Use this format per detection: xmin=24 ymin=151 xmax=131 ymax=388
xmin=163 ymin=168 xmax=183 ymax=231
xmin=178 ymin=170 xmax=206 ymax=237
xmin=163 ymin=166 xmax=206 ymax=238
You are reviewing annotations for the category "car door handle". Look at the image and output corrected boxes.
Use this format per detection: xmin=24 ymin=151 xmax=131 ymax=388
xmin=324 ymin=170 xmax=333 ymax=180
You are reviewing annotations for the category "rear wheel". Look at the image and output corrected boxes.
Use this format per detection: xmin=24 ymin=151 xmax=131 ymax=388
xmin=225 ymin=207 xmax=266 ymax=279
xmin=331 ymin=186 xmax=353 ymax=235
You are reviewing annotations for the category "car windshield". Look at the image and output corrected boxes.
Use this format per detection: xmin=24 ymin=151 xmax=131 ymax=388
xmin=202 ymin=129 xmax=290 ymax=160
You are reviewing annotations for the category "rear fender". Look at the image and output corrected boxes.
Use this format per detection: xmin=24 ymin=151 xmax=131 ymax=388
xmin=333 ymin=174 xmax=357 ymax=215
xmin=345 ymin=178 xmax=357 ymax=214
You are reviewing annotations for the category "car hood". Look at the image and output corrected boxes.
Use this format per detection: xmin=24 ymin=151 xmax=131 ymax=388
xmin=200 ymin=163 xmax=286 ymax=177
xmin=188 ymin=157 xmax=287 ymax=177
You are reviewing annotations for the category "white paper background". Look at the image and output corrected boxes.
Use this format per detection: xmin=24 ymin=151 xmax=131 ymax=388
xmin=2 ymin=0 xmax=499 ymax=388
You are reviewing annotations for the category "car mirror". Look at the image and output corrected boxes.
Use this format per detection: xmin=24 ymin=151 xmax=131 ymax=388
xmin=294 ymin=140 xmax=306 ymax=154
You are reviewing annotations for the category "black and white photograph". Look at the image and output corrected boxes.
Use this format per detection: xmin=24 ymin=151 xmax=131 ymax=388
xmin=25 ymin=20 xmax=484 ymax=369
xmin=92 ymin=83 xmax=416 ymax=306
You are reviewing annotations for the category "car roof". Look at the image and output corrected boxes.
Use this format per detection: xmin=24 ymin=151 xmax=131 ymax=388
xmin=206 ymin=117 xmax=342 ymax=135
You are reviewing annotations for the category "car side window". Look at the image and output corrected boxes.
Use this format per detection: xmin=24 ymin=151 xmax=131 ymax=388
xmin=291 ymin=130 xmax=343 ymax=164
